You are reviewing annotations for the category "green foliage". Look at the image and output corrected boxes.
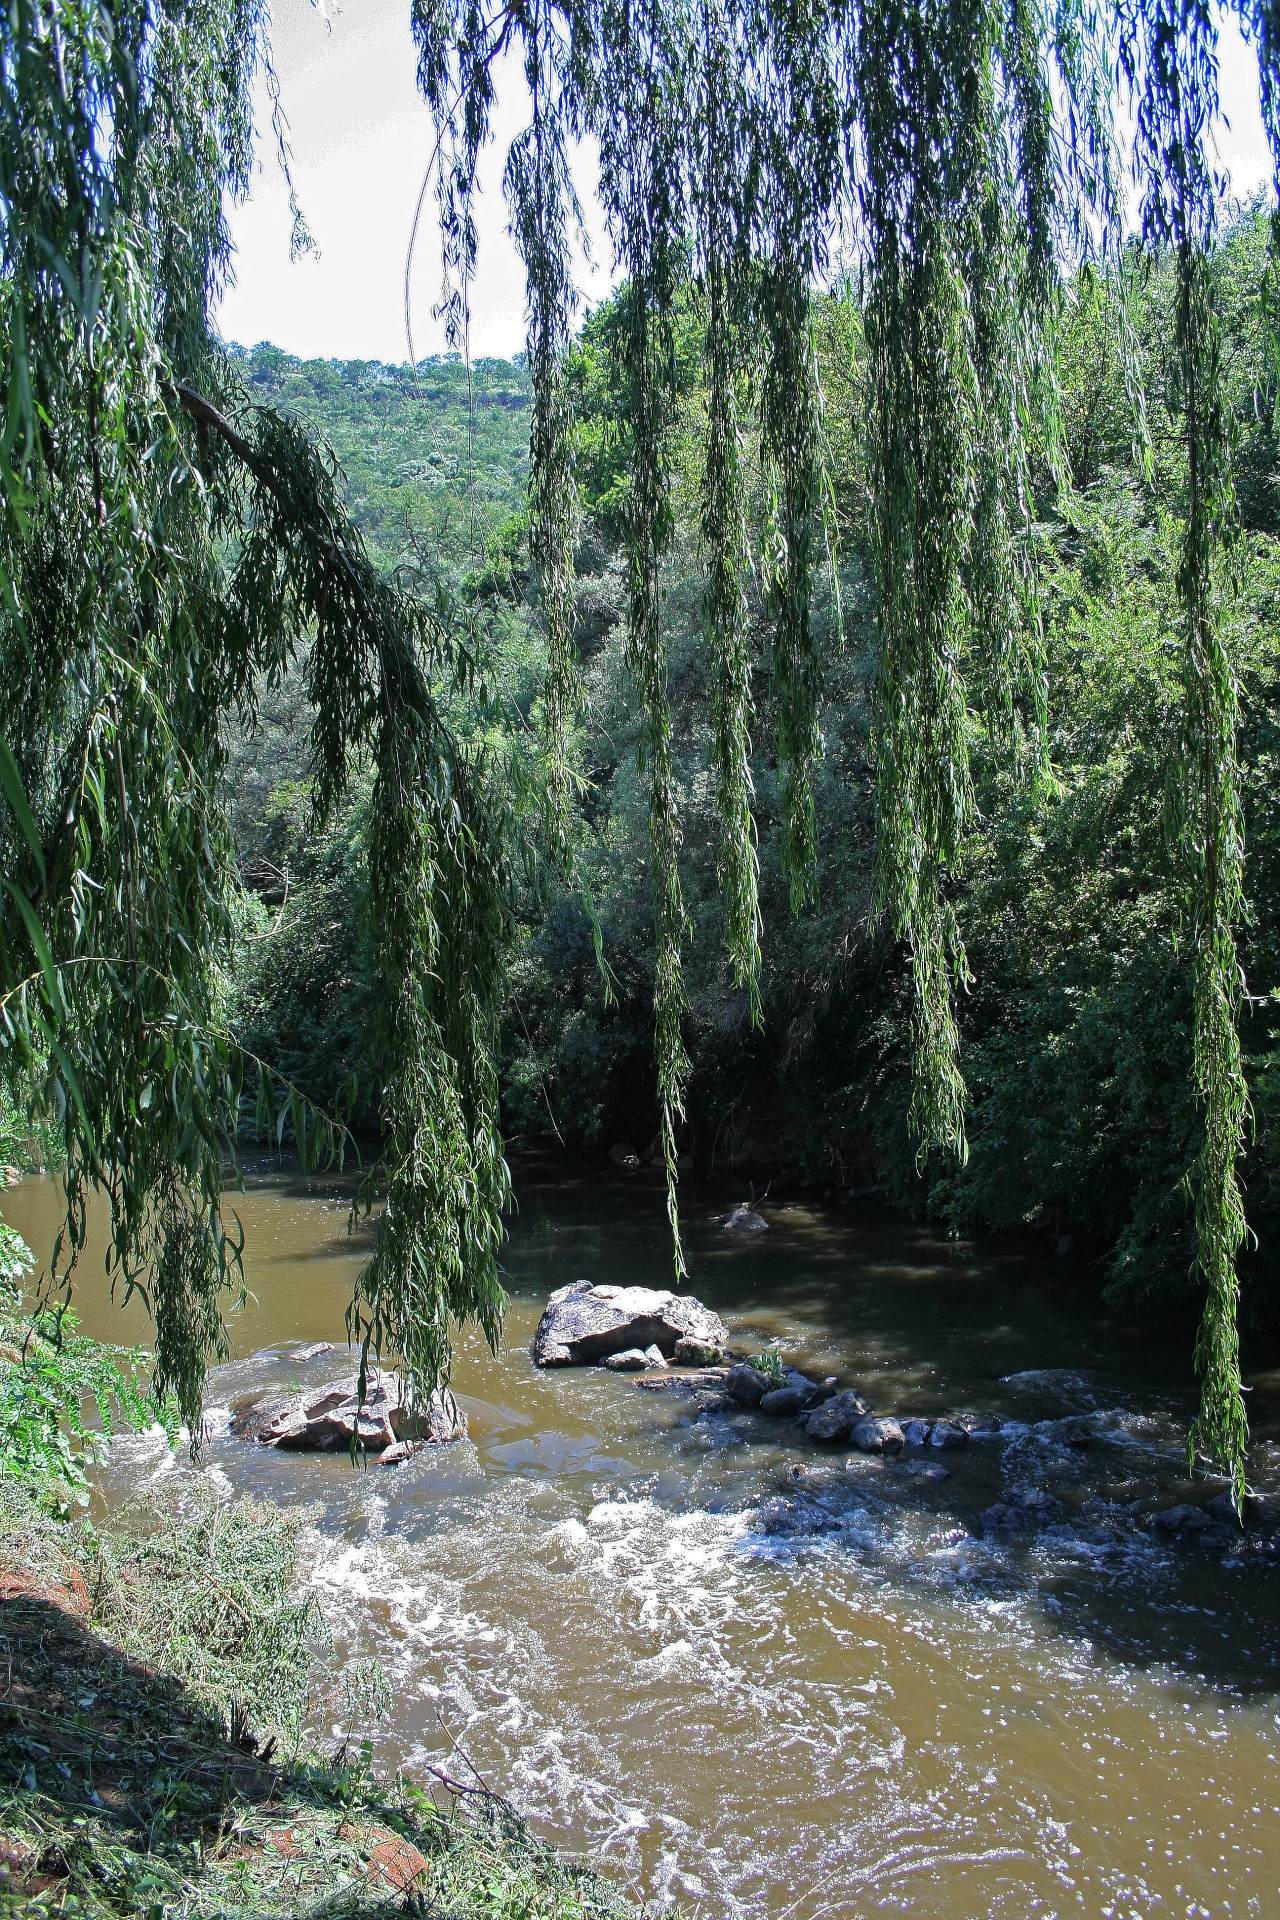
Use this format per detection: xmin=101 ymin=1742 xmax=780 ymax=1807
xmin=412 ymin=0 xmax=1280 ymax=1489
xmin=0 ymin=0 xmax=515 ymax=1445
xmin=0 ymin=1478 xmax=640 ymax=1918
xmin=0 ymin=1219 xmax=160 ymax=1511
xmin=751 ymin=1349 xmax=786 ymax=1386
xmin=4 ymin=0 xmax=1280 ymax=1497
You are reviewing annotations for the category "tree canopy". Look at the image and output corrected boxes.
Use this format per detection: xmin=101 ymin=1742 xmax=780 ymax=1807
xmin=412 ymin=0 xmax=1280 ymax=1495
xmin=0 ymin=0 xmax=509 ymax=1436
xmin=2 ymin=0 xmax=1278 ymax=1494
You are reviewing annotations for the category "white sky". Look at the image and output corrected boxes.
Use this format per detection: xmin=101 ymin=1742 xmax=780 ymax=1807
xmin=214 ymin=0 xmax=1277 ymax=366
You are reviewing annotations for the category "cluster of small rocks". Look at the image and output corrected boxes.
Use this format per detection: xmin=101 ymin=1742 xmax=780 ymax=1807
xmin=720 ymin=1359 xmax=973 ymax=1456
xmin=532 ymin=1283 xmax=991 ymax=1465
xmin=521 ymin=1283 xmax=1279 ymax=1554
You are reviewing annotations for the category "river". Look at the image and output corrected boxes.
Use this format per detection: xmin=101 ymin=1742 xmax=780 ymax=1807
xmin=6 ymin=1155 xmax=1280 ymax=1917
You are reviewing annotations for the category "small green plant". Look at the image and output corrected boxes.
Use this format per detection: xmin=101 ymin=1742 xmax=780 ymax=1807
xmin=0 ymin=1219 xmax=167 ymax=1512
xmin=751 ymin=1348 xmax=786 ymax=1385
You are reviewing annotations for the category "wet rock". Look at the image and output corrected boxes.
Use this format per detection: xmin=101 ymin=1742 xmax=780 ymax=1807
xmin=604 ymin=1348 xmax=651 ymax=1371
xmin=843 ymin=1453 xmax=885 ymax=1477
xmin=1152 ymin=1503 xmax=1213 ymax=1536
xmin=979 ymin=1484 xmax=1062 ymax=1534
xmin=1057 ymin=1418 xmax=1094 ymax=1450
xmin=1207 ymin=1489 xmax=1272 ymax=1529
xmin=896 ymin=1459 xmax=950 ymax=1484
xmin=233 ymin=1370 xmax=465 ymax=1453
xmin=755 ymin=1496 xmax=837 ymax=1537
xmin=644 ymin=1344 xmax=668 ymax=1369
xmin=726 ymin=1364 xmax=772 ymax=1406
xmin=230 ymin=1394 xmax=296 ymax=1442
xmin=609 ymin=1142 xmax=642 ymax=1170
xmin=285 ymin=1342 xmax=336 ymax=1365
xmin=962 ymin=1413 xmax=1005 ymax=1437
xmin=851 ymin=1416 xmax=905 ymax=1454
xmin=759 ymin=1384 xmax=813 ymax=1417
xmin=802 ymin=1388 xmax=871 ymax=1443
xmin=929 ymin=1419 xmax=968 ymax=1451
xmin=902 ymin=1419 xmax=933 ymax=1447
xmin=723 ymin=1204 xmax=768 ymax=1234
xmin=674 ymin=1335 xmax=725 ymax=1365
xmin=533 ymin=1280 xmax=728 ymax=1367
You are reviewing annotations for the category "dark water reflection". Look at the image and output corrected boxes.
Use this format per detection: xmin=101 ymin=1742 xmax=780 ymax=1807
xmin=5 ymin=1154 xmax=1280 ymax=1917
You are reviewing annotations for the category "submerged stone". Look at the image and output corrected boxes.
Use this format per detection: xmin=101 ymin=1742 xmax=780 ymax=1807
xmin=979 ymin=1484 xmax=1062 ymax=1534
xmin=723 ymin=1205 xmax=768 ymax=1234
xmin=1152 ymin=1503 xmax=1213 ymax=1536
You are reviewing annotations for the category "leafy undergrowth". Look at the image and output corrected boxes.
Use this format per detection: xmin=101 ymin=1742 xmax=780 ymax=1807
xmin=0 ymin=1480 xmax=636 ymax=1919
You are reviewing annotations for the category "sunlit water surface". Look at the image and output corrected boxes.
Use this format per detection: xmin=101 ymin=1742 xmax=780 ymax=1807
xmin=7 ymin=1157 xmax=1280 ymax=1918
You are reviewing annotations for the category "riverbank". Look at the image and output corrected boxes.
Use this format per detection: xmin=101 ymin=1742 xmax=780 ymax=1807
xmin=0 ymin=1479 xmax=636 ymax=1919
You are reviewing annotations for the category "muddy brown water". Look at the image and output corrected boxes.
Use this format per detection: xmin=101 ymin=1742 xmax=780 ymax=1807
xmin=6 ymin=1155 xmax=1280 ymax=1917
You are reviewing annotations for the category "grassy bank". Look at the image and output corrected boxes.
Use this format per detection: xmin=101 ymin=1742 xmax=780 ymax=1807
xmin=0 ymin=1478 xmax=636 ymax=1919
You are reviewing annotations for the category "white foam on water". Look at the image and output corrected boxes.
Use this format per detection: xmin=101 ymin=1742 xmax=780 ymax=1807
xmin=295 ymin=1475 xmax=1276 ymax=1919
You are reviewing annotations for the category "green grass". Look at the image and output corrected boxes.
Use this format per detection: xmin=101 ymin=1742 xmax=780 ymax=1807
xmin=0 ymin=1480 xmax=639 ymax=1920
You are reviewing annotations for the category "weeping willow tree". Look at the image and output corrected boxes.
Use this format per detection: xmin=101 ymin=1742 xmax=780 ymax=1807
xmin=411 ymin=0 xmax=1280 ymax=1496
xmin=0 ymin=0 xmax=510 ymax=1439
xmin=0 ymin=0 xmax=1273 ymax=1494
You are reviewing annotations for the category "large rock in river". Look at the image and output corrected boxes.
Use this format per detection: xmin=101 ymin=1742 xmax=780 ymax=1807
xmin=533 ymin=1280 xmax=728 ymax=1368
xmin=231 ymin=1369 xmax=465 ymax=1454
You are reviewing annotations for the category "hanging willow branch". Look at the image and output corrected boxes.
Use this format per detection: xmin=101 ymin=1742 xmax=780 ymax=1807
xmin=1117 ymin=0 xmax=1252 ymax=1496
xmin=698 ymin=6 xmax=761 ymax=1010
xmin=12 ymin=0 xmax=1276 ymax=1475
xmin=412 ymin=0 xmax=1280 ymax=1488
xmin=506 ymin=0 xmax=582 ymax=849
xmin=1 ymin=0 xmax=511 ymax=1439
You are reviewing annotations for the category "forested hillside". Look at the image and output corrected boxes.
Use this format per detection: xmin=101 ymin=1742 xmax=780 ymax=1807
xmin=228 ymin=214 xmax=1280 ymax=1328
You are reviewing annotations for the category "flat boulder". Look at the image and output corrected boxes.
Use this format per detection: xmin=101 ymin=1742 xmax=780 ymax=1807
xmin=533 ymin=1280 xmax=728 ymax=1368
xmin=231 ymin=1369 xmax=465 ymax=1454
